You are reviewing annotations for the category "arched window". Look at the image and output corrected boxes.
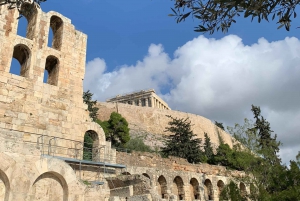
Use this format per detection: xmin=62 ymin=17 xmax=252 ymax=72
xmin=172 ymin=176 xmax=185 ymax=200
xmin=83 ymin=130 xmax=99 ymax=161
xmin=190 ymin=178 xmax=200 ymax=200
xmin=217 ymin=180 xmax=225 ymax=197
xmin=0 ymin=169 xmax=10 ymax=201
xmin=142 ymin=173 xmax=150 ymax=179
xmin=17 ymin=3 xmax=38 ymax=39
xmin=240 ymin=182 xmax=247 ymax=197
xmin=204 ymin=179 xmax=213 ymax=200
xmin=30 ymin=172 xmax=68 ymax=201
xmin=44 ymin=55 xmax=59 ymax=86
xmin=10 ymin=44 xmax=31 ymax=77
xmin=157 ymin=175 xmax=168 ymax=199
xmin=48 ymin=16 xmax=63 ymax=50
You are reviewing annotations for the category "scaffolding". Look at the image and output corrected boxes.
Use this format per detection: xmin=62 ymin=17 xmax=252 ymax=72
xmin=20 ymin=132 xmax=127 ymax=186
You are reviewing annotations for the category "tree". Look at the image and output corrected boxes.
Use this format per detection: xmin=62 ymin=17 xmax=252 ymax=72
xmin=250 ymin=105 xmax=281 ymax=166
xmin=106 ymin=112 xmax=130 ymax=148
xmin=83 ymin=90 xmax=99 ymax=122
xmin=161 ymin=115 xmax=203 ymax=163
xmin=203 ymin=132 xmax=214 ymax=162
xmin=169 ymin=0 xmax=298 ymax=34
xmin=215 ymin=121 xmax=225 ymax=130
xmin=220 ymin=181 xmax=247 ymax=201
xmin=125 ymin=136 xmax=153 ymax=153
xmin=227 ymin=118 xmax=259 ymax=154
xmin=0 ymin=0 xmax=46 ymax=17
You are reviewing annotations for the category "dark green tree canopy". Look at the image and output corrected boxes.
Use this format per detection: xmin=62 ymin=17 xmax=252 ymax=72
xmin=98 ymin=112 xmax=130 ymax=148
xmin=204 ymin=132 xmax=214 ymax=159
xmin=161 ymin=115 xmax=203 ymax=163
xmin=83 ymin=90 xmax=99 ymax=122
xmin=215 ymin=121 xmax=225 ymax=130
xmin=170 ymin=0 xmax=298 ymax=33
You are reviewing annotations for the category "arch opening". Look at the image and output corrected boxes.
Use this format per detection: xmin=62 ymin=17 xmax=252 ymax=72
xmin=204 ymin=179 xmax=213 ymax=200
xmin=48 ymin=16 xmax=63 ymax=50
xmin=142 ymin=173 xmax=150 ymax=179
xmin=10 ymin=44 xmax=31 ymax=77
xmin=17 ymin=3 xmax=38 ymax=39
xmin=29 ymin=171 xmax=68 ymax=201
xmin=157 ymin=175 xmax=167 ymax=199
xmin=44 ymin=55 xmax=59 ymax=86
xmin=240 ymin=182 xmax=247 ymax=197
xmin=190 ymin=178 xmax=200 ymax=200
xmin=121 ymin=172 xmax=131 ymax=176
xmin=0 ymin=169 xmax=10 ymax=201
xmin=217 ymin=180 xmax=225 ymax=197
xmin=172 ymin=176 xmax=185 ymax=200
xmin=83 ymin=130 xmax=99 ymax=161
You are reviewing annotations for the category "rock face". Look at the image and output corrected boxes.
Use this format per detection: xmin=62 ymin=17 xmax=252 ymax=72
xmin=97 ymin=102 xmax=235 ymax=148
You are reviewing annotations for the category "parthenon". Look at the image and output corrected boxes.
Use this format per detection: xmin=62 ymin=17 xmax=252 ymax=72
xmin=106 ymin=89 xmax=171 ymax=110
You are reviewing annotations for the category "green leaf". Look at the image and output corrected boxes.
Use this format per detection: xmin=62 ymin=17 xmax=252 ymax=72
xmin=277 ymin=24 xmax=284 ymax=29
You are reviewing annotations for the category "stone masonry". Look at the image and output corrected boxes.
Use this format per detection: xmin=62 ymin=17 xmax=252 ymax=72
xmin=0 ymin=2 xmax=115 ymax=200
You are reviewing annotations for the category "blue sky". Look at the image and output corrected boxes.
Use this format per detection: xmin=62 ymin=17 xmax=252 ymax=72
xmin=14 ymin=0 xmax=300 ymax=164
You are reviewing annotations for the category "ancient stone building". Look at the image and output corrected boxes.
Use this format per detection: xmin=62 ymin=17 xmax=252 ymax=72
xmin=0 ymin=2 xmax=118 ymax=200
xmin=0 ymin=2 xmax=250 ymax=201
xmin=107 ymin=89 xmax=171 ymax=110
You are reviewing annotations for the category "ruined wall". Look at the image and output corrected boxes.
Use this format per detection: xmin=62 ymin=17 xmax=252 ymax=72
xmin=0 ymin=130 xmax=111 ymax=201
xmin=97 ymin=102 xmax=234 ymax=148
xmin=114 ymin=151 xmax=247 ymax=201
xmin=0 ymin=2 xmax=113 ymax=161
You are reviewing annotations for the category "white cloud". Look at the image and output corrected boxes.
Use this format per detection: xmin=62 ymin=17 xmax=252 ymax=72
xmin=84 ymin=35 xmax=300 ymax=165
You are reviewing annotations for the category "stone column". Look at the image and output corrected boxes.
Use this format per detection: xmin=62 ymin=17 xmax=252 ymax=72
xmin=138 ymin=99 xmax=142 ymax=106
xmin=145 ymin=97 xmax=148 ymax=107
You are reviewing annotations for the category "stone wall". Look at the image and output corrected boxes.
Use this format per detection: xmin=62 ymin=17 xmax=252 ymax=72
xmin=97 ymin=102 xmax=235 ymax=148
xmin=0 ymin=2 xmax=115 ymax=162
xmin=0 ymin=131 xmax=111 ymax=201
xmin=114 ymin=151 xmax=247 ymax=201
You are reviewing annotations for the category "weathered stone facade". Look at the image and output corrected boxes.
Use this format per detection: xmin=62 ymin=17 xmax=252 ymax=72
xmin=107 ymin=89 xmax=171 ymax=110
xmin=0 ymin=2 xmax=248 ymax=201
xmin=0 ymin=2 xmax=115 ymax=201
xmin=114 ymin=152 xmax=248 ymax=201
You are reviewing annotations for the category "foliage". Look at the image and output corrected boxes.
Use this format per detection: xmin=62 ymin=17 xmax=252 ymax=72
xmin=161 ymin=115 xmax=203 ymax=163
xmin=83 ymin=131 xmax=94 ymax=161
xmin=227 ymin=118 xmax=259 ymax=154
xmin=83 ymin=90 xmax=99 ymax=122
xmin=125 ymin=136 xmax=153 ymax=153
xmin=215 ymin=121 xmax=225 ymax=130
xmin=169 ymin=0 xmax=298 ymax=34
xmin=203 ymin=132 xmax=214 ymax=162
xmin=0 ymin=0 xmax=46 ymax=18
xmin=220 ymin=181 xmax=247 ymax=201
xmin=98 ymin=112 xmax=130 ymax=148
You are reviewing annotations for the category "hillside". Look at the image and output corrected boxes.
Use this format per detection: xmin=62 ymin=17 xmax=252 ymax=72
xmin=97 ymin=102 xmax=235 ymax=149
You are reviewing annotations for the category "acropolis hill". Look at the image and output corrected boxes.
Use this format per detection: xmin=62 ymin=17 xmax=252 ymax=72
xmin=0 ymin=2 xmax=248 ymax=201
xmin=97 ymin=99 xmax=234 ymax=149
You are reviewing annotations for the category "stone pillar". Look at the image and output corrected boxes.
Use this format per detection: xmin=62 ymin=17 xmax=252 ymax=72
xmin=145 ymin=98 xmax=148 ymax=107
xmin=138 ymin=99 xmax=141 ymax=106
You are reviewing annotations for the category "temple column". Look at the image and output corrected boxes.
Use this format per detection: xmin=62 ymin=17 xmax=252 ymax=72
xmin=138 ymin=99 xmax=142 ymax=106
xmin=145 ymin=97 xmax=148 ymax=107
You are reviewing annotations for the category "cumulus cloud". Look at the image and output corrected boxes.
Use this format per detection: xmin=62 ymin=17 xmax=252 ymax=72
xmin=84 ymin=35 xmax=300 ymax=165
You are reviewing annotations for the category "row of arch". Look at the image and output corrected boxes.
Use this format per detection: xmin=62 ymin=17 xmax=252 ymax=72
xmin=122 ymin=172 xmax=247 ymax=201
xmin=17 ymin=3 xmax=63 ymax=50
xmin=10 ymin=43 xmax=59 ymax=86
xmin=0 ymin=168 xmax=68 ymax=201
